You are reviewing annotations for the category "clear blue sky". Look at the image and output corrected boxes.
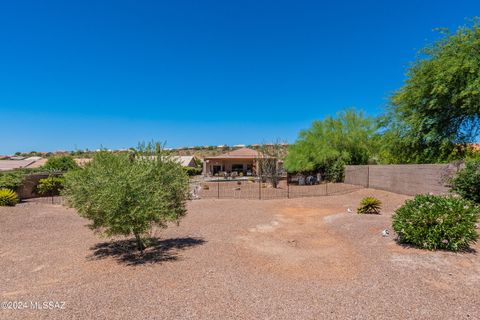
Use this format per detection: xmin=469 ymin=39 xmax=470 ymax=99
xmin=1 ymin=0 xmax=479 ymax=154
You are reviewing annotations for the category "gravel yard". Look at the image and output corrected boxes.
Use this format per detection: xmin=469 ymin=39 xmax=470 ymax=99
xmin=1 ymin=189 xmax=479 ymax=319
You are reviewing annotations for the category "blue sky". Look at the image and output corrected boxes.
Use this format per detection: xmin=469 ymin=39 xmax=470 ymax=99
xmin=1 ymin=0 xmax=479 ymax=154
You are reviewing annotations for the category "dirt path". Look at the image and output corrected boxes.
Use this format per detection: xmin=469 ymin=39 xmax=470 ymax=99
xmin=237 ymin=206 xmax=362 ymax=280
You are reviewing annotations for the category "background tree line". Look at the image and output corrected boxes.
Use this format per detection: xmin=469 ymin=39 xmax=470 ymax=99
xmin=285 ymin=20 xmax=480 ymax=177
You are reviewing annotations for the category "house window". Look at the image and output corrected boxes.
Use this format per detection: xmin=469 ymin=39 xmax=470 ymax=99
xmin=231 ymin=164 xmax=244 ymax=173
xmin=212 ymin=165 xmax=222 ymax=175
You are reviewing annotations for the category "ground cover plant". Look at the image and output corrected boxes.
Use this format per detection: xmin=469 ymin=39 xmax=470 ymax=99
xmin=62 ymin=143 xmax=190 ymax=252
xmin=357 ymin=197 xmax=382 ymax=214
xmin=0 ymin=188 xmax=19 ymax=206
xmin=392 ymin=194 xmax=479 ymax=251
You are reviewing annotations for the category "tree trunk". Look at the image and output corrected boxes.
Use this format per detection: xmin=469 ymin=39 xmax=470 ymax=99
xmin=134 ymin=232 xmax=145 ymax=253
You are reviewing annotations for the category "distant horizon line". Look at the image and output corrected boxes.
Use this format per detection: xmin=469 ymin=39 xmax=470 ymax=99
xmin=1 ymin=143 xmax=291 ymax=156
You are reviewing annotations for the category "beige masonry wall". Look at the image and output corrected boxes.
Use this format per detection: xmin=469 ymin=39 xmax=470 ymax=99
xmin=345 ymin=163 xmax=461 ymax=196
xmin=17 ymin=172 xmax=63 ymax=199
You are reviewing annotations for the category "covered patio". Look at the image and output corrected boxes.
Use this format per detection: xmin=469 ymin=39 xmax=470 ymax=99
xmin=203 ymin=147 xmax=260 ymax=177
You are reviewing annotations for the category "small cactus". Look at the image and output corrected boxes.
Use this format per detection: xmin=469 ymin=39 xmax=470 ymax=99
xmin=357 ymin=197 xmax=382 ymax=214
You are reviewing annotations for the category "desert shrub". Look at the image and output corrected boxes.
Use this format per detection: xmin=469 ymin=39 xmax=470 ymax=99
xmin=392 ymin=195 xmax=479 ymax=251
xmin=450 ymin=159 xmax=480 ymax=204
xmin=183 ymin=166 xmax=202 ymax=176
xmin=62 ymin=143 xmax=190 ymax=252
xmin=37 ymin=176 xmax=65 ymax=197
xmin=357 ymin=197 xmax=382 ymax=214
xmin=44 ymin=156 xmax=78 ymax=172
xmin=0 ymin=171 xmax=25 ymax=190
xmin=0 ymin=188 xmax=19 ymax=206
xmin=0 ymin=168 xmax=45 ymax=191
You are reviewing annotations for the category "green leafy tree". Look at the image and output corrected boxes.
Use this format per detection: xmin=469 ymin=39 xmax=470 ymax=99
xmin=44 ymin=156 xmax=79 ymax=172
xmin=62 ymin=143 xmax=190 ymax=252
xmin=381 ymin=20 xmax=480 ymax=163
xmin=284 ymin=109 xmax=378 ymax=181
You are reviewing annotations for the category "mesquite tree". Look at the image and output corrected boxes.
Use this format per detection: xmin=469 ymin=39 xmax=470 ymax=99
xmin=381 ymin=20 xmax=480 ymax=163
xmin=284 ymin=109 xmax=377 ymax=180
xmin=62 ymin=143 xmax=190 ymax=252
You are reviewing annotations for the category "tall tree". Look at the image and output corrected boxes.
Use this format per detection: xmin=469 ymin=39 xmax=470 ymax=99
xmin=284 ymin=109 xmax=378 ymax=180
xmin=382 ymin=20 xmax=480 ymax=163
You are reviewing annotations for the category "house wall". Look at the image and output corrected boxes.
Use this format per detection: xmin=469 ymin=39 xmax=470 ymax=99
xmin=344 ymin=163 xmax=461 ymax=196
xmin=204 ymin=159 xmax=256 ymax=176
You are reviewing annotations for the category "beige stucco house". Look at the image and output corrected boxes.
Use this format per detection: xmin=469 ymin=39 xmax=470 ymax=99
xmin=203 ymin=147 xmax=261 ymax=176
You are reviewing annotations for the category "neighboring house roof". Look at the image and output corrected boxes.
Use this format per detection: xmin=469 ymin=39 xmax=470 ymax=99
xmin=74 ymin=158 xmax=92 ymax=166
xmin=0 ymin=157 xmax=44 ymax=171
xmin=172 ymin=156 xmax=197 ymax=167
xmin=25 ymin=158 xmax=48 ymax=168
xmin=470 ymin=143 xmax=480 ymax=151
xmin=205 ymin=147 xmax=261 ymax=160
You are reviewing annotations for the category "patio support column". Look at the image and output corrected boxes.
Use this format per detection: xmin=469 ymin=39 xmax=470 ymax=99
xmin=203 ymin=160 xmax=208 ymax=177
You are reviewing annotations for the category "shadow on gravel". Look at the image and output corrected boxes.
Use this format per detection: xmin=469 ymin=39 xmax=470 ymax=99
xmin=395 ymin=241 xmax=477 ymax=254
xmin=89 ymin=237 xmax=206 ymax=266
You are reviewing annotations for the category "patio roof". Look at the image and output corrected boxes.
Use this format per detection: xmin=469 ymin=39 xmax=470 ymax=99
xmin=205 ymin=147 xmax=261 ymax=160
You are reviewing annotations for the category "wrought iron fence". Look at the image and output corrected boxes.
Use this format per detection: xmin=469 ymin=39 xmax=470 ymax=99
xmin=190 ymin=176 xmax=365 ymax=200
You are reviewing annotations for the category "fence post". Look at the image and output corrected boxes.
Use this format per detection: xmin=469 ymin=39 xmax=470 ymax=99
xmin=326 ymin=181 xmax=328 ymax=195
xmin=366 ymin=165 xmax=370 ymax=188
xmin=287 ymin=180 xmax=290 ymax=199
xmin=217 ymin=178 xmax=220 ymax=199
xmin=259 ymin=178 xmax=261 ymax=200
